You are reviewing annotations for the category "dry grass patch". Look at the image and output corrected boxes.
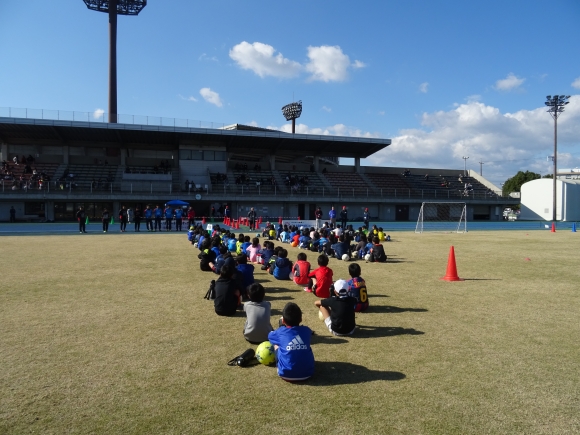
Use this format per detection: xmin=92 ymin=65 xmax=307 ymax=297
xmin=1 ymin=231 xmax=579 ymax=434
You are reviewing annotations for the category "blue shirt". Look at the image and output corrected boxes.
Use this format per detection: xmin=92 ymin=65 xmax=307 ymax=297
xmin=144 ymin=208 xmax=152 ymax=219
xmin=236 ymin=263 xmax=255 ymax=288
xmin=268 ymin=325 xmax=314 ymax=381
xmin=273 ymin=257 xmax=292 ymax=280
xmin=241 ymin=242 xmax=252 ymax=255
xmin=329 ymin=209 xmax=336 ymax=219
xmin=175 ymin=209 xmax=183 ymax=219
xmin=154 ymin=208 xmax=162 ymax=218
xmin=227 ymin=239 xmax=237 ymax=252
xmin=164 ymin=208 xmax=173 ymax=219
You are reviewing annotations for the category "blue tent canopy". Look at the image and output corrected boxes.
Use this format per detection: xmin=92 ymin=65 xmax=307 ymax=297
xmin=166 ymin=200 xmax=189 ymax=206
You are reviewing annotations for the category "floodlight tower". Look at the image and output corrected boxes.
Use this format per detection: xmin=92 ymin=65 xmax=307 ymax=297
xmin=83 ymin=0 xmax=147 ymax=123
xmin=545 ymin=95 xmax=570 ymax=221
xmin=281 ymin=100 xmax=302 ymax=134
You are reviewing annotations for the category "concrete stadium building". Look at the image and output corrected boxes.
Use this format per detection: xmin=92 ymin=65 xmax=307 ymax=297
xmin=520 ymin=175 xmax=580 ymax=221
xmin=0 ymin=110 xmax=518 ymax=223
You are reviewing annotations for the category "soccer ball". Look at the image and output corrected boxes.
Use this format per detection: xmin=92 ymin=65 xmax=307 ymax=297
xmin=256 ymin=233 xmax=260 ymax=237
xmin=193 ymin=243 xmax=198 ymax=248
xmin=256 ymin=341 xmax=276 ymax=365
xmin=342 ymin=254 xmax=349 ymax=262
xmin=364 ymin=254 xmax=371 ymax=261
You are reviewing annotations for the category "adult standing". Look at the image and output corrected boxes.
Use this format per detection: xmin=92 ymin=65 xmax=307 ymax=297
xmin=119 ymin=206 xmax=128 ymax=232
xmin=175 ymin=207 xmax=183 ymax=231
xmin=315 ymin=207 xmax=323 ymax=230
xmin=224 ymin=205 xmax=230 ymax=219
xmin=363 ymin=208 xmax=370 ymax=229
xmin=328 ymin=206 xmax=337 ymax=227
xmin=247 ymin=207 xmax=257 ymax=230
xmin=340 ymin=206 xmax=348 ymax=229
xmin=77 ymin=206 xmax=86 ymax=233
xmin=9 ymin=206 xmax=16 ymax=223
xmin=134 ymin=207 xmax=142 ymax=232
xmin=102 ymin=208 xmax=110 ymax=232
xmin=154 ymin=205 xmax=162 ymax=231
xmin=187 ymin=206 xmax=195 ymax=228
xmin=164 ymin=205 xmax=173 ymax=231
xmin=144 ymin=205 xmax=153 ymax=231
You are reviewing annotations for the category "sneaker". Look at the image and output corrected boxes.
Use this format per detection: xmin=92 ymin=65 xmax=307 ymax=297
xmin=304 ymin=287 xmax=312 ymax=292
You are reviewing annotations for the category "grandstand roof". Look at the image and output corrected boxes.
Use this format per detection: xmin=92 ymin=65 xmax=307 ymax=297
xmin=0 ymin=117 xmax=390 ymax=159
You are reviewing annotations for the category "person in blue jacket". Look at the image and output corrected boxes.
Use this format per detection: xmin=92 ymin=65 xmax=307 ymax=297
xmin=273 ymin=249 xmax=293 ymax=280
xmin=164 ymin=205 xmax=173 ymax=231
xmin=175 ymin=207 xmax=183 ymax=231
xmin=144 ymin=205 xmax=153 ymax=231
xmin=154 ymin=205 xmax=163 ymax=231
xmin=268 ymin=302 xmax=314 ymax=382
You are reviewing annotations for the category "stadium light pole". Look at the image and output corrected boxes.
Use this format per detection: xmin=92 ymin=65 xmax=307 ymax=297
xmin=479 ymin=160 xmax=484 ymax=176
xmin=462 ymin=156 xmax=469 ymax=177
xmin=83 ymin=0 xmax=147 ymax=123
xmin=545 ymin=95 xmax=570 ymax=222
xmin=281 ymin=101 xmax=303 ymax=134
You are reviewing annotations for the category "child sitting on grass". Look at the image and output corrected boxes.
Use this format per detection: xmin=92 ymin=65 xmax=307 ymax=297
xmin=243 ymin=283 xmax=273 ymax=344
xmin=214 ymin=264 xmax=242 ymax=317
xmin=268 ymin=302 xmax=315 ymax=382
xmin=236 ymin=253 xmax=255 ymax=295
xmin=346 ymin=263 xmax=369 ymax=312
xmin=245 ymin=237 xmax=262 ymax=263
xmin=304 ymin=254 xmax=333 ymax=298
xmin=292 ymin=252 xmax=311 ymax=287
xmin=369 ymin=236 xmax=387 ymax=263
xmin=314 ymin=279 xmax=356 ymax=336
xmin=273 ymin=249 xmax=293 ymax=280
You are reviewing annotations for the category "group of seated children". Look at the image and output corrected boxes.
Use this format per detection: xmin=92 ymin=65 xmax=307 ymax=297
xmin=193 ymin=223 xmax=373 ymax=381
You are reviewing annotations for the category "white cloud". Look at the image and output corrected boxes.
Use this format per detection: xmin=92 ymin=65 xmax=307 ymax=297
xmin=466 ymin=94 xmax=482 ymax=103
xmin=419 ymin=82 xmax=429 ymax=93
xmin=199 ymin=88 xmax=222 ymax=107
xmin=229 ymin=41 xmax=301 ymax=78
xmin=199 ymin=53 xmax=218 ymax=62
xmin=178 ymin=94 xmax=197 ymax=102
xmin=352 ymin=60 xmax=366 ymax=69
xmin=572 ymin=77 xmax=580 ymax=89
xmin=494 ymin=73 xmax=525 ymax=91
xmin=322 ymin=106 xmax=332 ymax=112
xmin=366 ymin=96 xmax=580 ymax=186
xmin=266 ymin=122 xmax=379 ymax=138
xmin=93 ymin=108 xmax=104 ymax=119
xmin=305 ymin=45 xmax=351 ymax=82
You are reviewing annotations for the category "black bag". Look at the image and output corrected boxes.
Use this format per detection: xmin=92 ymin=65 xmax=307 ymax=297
xmin=227 ymin=349 xmax=256 ymax=367
xmin=204 ymin=280 xmax=216 ymax=300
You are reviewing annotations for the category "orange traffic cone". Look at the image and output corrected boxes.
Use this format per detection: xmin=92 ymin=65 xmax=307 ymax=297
xmin=551 ymin=222 xmax=556 ymax=233
xmin=441 ymin=246 xmax=464 ymax=282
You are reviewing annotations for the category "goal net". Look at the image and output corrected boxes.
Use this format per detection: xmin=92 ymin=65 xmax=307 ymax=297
xmin=415 ymin=202 xmax=467 ymax=233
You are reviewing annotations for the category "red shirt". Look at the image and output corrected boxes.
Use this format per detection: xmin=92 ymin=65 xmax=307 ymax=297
xmin=292 ymin=260 xmax=311 ymax=285
xmin=308 ymin=266 xmax=333 ymax=298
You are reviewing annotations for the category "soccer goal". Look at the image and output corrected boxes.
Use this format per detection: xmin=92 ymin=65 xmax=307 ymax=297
xmin=415 ymin=202 xmax=467 ymax=233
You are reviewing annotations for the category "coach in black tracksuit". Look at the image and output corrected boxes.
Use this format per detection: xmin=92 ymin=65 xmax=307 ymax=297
xmin=340 ymin=206 xmax=348 ymax=229
xmin=77 ymin=207 xmax=86 ymax=233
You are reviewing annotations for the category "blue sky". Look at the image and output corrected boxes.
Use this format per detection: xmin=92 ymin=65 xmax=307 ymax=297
xmin=1 ymin=0 xmax=579 ymax=186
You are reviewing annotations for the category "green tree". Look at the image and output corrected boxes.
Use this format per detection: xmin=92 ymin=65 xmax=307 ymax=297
xmin=502 ymin=171 xmax=541 ymax=196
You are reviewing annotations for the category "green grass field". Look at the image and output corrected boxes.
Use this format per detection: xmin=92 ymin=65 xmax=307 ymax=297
xmin=1 ymin=230 xmax=579 ymax=435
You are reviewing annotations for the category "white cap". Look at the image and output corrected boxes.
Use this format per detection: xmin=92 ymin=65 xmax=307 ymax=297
xmin=333 ymin=279 xmax=348 ymax=297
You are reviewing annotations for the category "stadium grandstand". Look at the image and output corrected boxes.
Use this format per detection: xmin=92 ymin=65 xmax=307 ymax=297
xmin=0 ymin=109 xmax=518 ymax=222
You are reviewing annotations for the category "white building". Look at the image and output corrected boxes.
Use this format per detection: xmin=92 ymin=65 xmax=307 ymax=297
xmin=520 ymin=178 xmax=580 ymax=221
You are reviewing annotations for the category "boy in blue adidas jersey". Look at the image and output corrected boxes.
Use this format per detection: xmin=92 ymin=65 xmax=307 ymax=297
xmin=268 ymin=302 xmax=315 ymax=382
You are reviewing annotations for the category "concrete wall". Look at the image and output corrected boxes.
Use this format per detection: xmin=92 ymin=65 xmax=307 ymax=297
xmin=519 ymin=178 xmax=580 ymax=221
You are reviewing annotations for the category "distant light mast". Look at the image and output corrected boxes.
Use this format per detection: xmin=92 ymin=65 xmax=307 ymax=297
xmin=282 ymin=100 xmax=302 ymax=134
xmin=82 ymin=0 xmax=147 ymax=123
xmin=544 ymin=95 xmax=570 ymax=222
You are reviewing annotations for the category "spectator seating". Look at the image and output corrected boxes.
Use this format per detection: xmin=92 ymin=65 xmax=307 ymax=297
xmin=364 ymin=173 xmax=413 ymax=194
xmin=323 ymin=172 xmax=374 ymax=195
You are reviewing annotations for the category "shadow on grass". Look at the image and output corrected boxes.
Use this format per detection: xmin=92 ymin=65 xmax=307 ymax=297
xmin=264 ymin=295 xmax=295 ymax=302
xmin=310 ymin=334 xmax=349 ymax=345
xmin=265 ymin=287 xmax=297 ymax=293
xmin=353 ymin=325 xmax=425 ymax=338
xmin=364 ymin=305 xmax=428 ymax=314
xmin=307 ymin=361 xmax=406 ymax=385
xmin=461 ymin=278 xmax=503 ymax=281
